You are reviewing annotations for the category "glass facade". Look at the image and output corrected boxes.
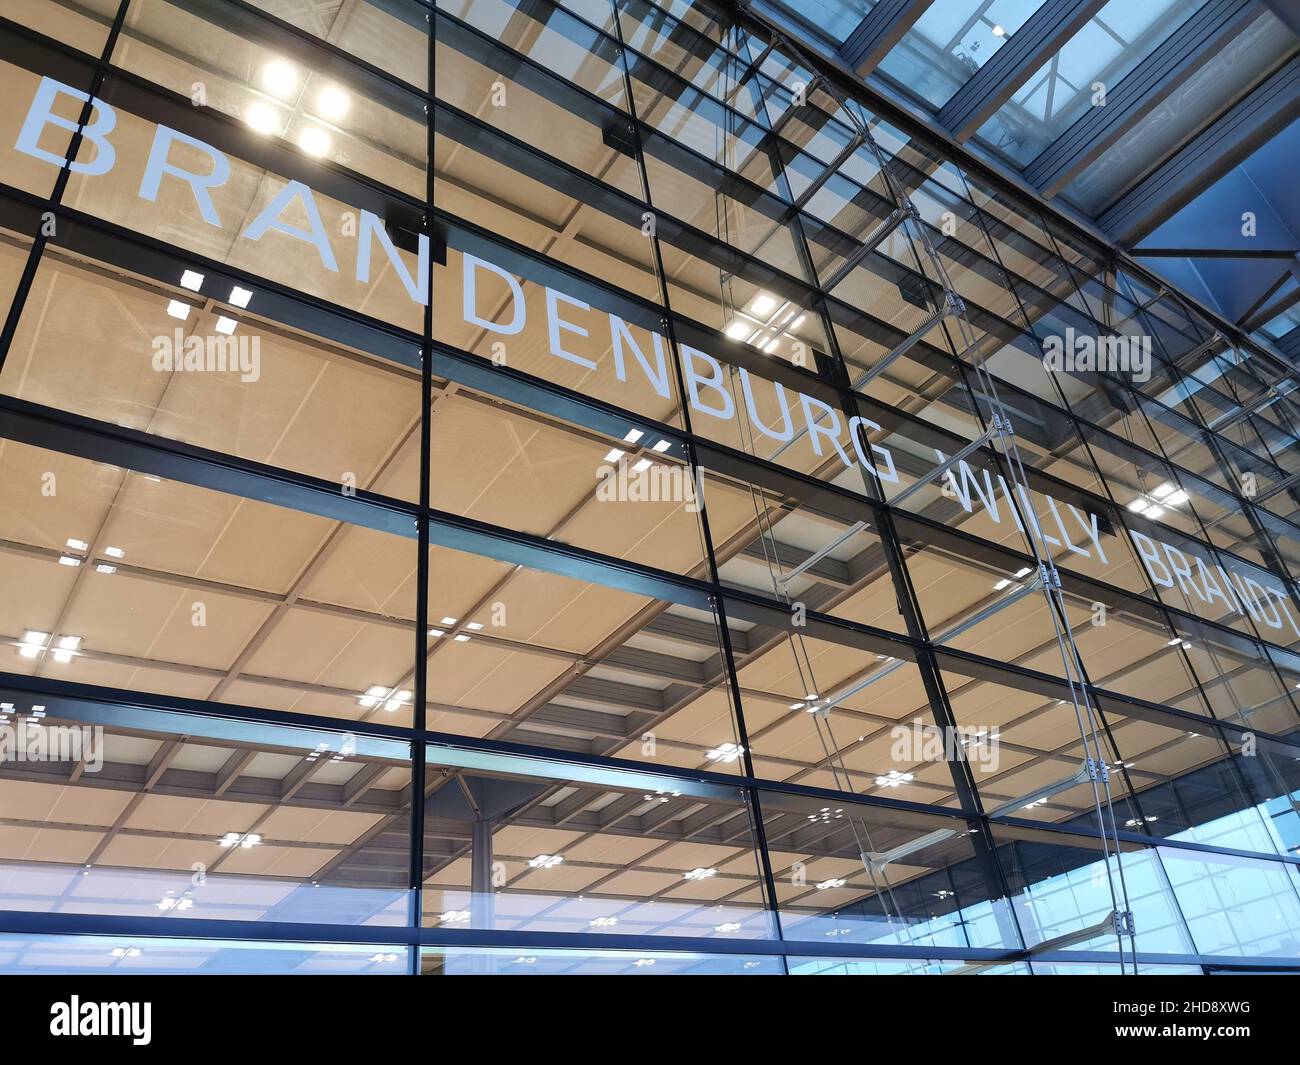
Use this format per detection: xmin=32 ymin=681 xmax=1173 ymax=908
xmin=0 ymin=0 xmax=1296 ymax=977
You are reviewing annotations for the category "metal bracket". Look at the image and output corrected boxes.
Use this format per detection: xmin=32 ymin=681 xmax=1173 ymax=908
xmin=1112 ymin=910 xmax=1136 ymax=937
xmin=1085 ymin=757 xmax=1110 ymax=784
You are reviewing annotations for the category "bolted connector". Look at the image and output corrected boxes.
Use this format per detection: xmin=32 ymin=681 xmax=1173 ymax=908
xmin=1112 ymin=910 xmax=1136 ymax=936
xmin=1085 ymin=757 xmax=1110 ymax=783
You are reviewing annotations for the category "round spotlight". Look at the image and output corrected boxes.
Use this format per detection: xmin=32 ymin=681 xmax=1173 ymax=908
xmin=317 ymin=84 xmax=351 ymax=121
xmin=261 ymin=58 xmax=299 ymax=98
xmin=297 ymin=126 xmax=332 ymax=157
xmin=244 ymin=101 xmax=280 ymax=135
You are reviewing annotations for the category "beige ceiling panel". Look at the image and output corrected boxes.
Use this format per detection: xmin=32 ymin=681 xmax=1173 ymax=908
xmin=0 ymin=824 xmax=100 ymax=863
xmin=126 ymin=794 xmax=268 ymax=835
xmin=218 ymin=844 xmax=335 ymax=878
xmin=256 ymin=806 xmax=384 ymax=846
xmin=64 ymin=569 xmax=273 ymax=669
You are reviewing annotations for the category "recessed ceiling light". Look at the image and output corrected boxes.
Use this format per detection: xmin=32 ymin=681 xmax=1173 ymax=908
xmin=750 ymin=293 xmax=776 ymax=317
xmin=603 ymin=448 xmax=625 ymax=463
xmin=65 ymin=538 xmax=88 ymax=551
xmin=95 ymin=564 xmax=116 ymax=574
xmin=439 ymin=909 xmax=470 ymax=924
xmin=816 ymin=878 xmax=846 ymax=890
xmin=427 ymin=628 xmax=444 ymax=638
xmin=1152 ymin=482 xmax=1175 ymax=499
xmin=180 ymin=270 xmax=204 ymax=291
xmin=104 ymin=547 xmax=125 ymax=559
xmin=529 ymin=853 xmax=563 ymax=869
xmin=297 ymin=126 xmax=331 ymax=157
xmin=1014 ymin=567 xmax=1032 ymax=578
xmin=590 ymin=916 xmax=618 ymax=927
xmin=652 ymin=439 xmax=671 ymax=452
xmin=453 ymin=633 xmax=470 ymax=642
xmin=165 ymin=299 xmax=191 ymax=320
xmin=623 ymin=429 xmax=643 ymax=443
xmin=789 ymin=702 xmax=804 ymax=710
xmin=440 ymin=617 xmax=457 ymax=625
xmin=705 ymin=742 xmax=744 ymax=763
xmin=261 ymin=58 xmax=298 ymax=98
xmin=214 ymin=316 xmax=237 ymax=335
xmin=725 ymin=321 xmax=750 ymax=340
xmin=791 ymin=314 xmax=806 ymax=329
xmin=466 ymin=622 xmax=484 ymax=631
xmin=58 ymin=556 xmax=80 ymax=568
xmin=1165 ymin=490 xmax=1189 ymax=506
xmin=714 ymin=921 xmax=742 ymax=933
xmin=316 ymin=84 xmax=350 ymax=120
xmin=993 ymin=578 xmax=1012 ymax=591
xmin=631 ymin=458 xmax=652 ymax=473
xmin=218 ymin=832 xmax=261 ymax=848
xmin=684 ymin=867 xmax=716 ymax=881
xmin=229 ymin=286 xmax=253 ymax=308
xmin=991 ymin=23 xmax=1006 ymax=36
xmin=244 ymin=101 xmax=280 ymax=135
xmin=1143 ymin=504 xmax=1164 ymax=519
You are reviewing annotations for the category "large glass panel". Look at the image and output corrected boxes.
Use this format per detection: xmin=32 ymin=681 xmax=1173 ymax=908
xmin=0 ymin=934 xmax=413 ymax=974
xmin=992 ymin=825 xmax=1197 ymax=956
xmin=2 ymin=245 xmax=422 ymax=501
xmin=759 ymin=789 xmax=1022 ymax=951
xmin=419 ymin=749 xmax=775 ymax=939
xmin=0 ymin=440 xmax=419 ymax=727
xmin=0 ymin=699 xmax=412 ymax=925
xmin=975 ymin=0 xmax=1209 ymax=165
xmin=877 ymin=0 xmax=1045 ymax=110
xmin=422 ymin=535 xmax=744 ymax=773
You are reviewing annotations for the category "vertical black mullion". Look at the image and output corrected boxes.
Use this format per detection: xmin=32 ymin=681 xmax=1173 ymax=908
xmin=735 ymin=6 xmax=1025 ymax=954
xmin=0 ymin=0 xmax=128 ymax=374
xmin=406 ymin=3 xmax=435 ymax=977
xmin=608 ymin=0 xmax=789 ymax=968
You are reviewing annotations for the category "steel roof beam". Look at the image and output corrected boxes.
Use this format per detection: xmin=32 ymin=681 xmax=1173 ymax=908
xmin=936 ymin=0 xmax=1108 ymax=141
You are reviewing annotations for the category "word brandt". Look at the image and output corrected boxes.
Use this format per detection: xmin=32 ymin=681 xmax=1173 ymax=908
xmin=14 ymin=77 xmax=1300 ymax=643
xmin=152 ymin=328 xmax=261 ymax=382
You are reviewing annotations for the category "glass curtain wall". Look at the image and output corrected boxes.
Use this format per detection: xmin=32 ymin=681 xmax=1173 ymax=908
xmin=0 ymin=0 xmax=1296 ymax=975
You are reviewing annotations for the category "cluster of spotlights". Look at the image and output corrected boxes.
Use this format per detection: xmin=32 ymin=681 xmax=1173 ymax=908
xmin=358 ymin=685 xmax=411 ymax=712
xmin=166 ymin=270 xmax=252 ymax=334
xmin=243 ymin=58 xmax=351 ymax=159
xmin=604 ymin=428 xmax=673 ymax=473
xmin=428 ymin=616 xmax=483 ymax=641
xmin=17 ymin=631 xmax=81 ymax=664
xmin=1128 ymin=481 xmax=1188 ymax=520
xmin=725 ymin=292 xmax=807 ymax=356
